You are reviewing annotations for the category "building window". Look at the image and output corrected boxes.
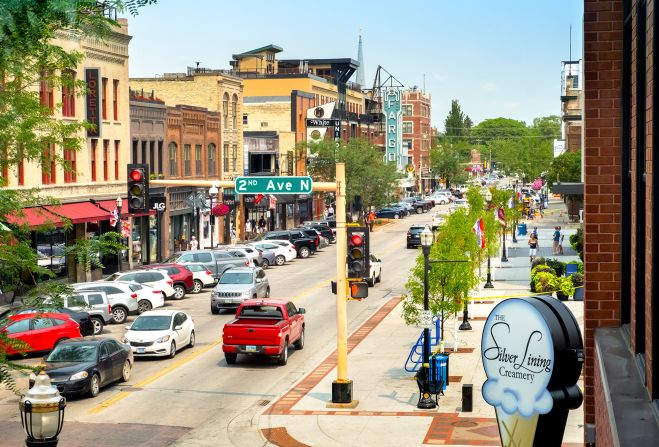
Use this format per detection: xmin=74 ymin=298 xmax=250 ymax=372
xmin=232 ymin=94 xmax=238 ymax=129
xmin=157 ymin=141 xmax=163 ymax=175
xmin=114 ymin=140 xmax=120 ymax=180
xmin=112 ymin=80 xmax=119 ymax=120
xmin=91 ymin=139 xmax=97 ymax=181
xmin=403 ymin=122 xmax=413 ymax=134
xmin=149 ymin=141 xmax=155 ymax=173
xmin=243 ymin=114 xmax=248 ymax=125
xmin=223 ymin=93 xmax=229 ymax=129
xmin=184 ymin=144 xmax=191 ymax=176
xmin=168 ymin=142 xmax=178 ymax=177
xmin=208 ymin=143 xmax=216 ymax=176
xmin=39 ymin=69 xmax=54 ymax=111
xmin=402 ymin=105 xmax=413 ymax=116
xmin=195 ymin=144 xmax=202 ymax=175
xmin=141 ymin=141 xmax=147 ymax=164
xmin=232 ymin=144 xmax=237 ymax=171
xmin=61 ymin=70 xmax=76 ymax=117
xmin=261 ymin=122 xmax=268 ymax=128
xmin=63 ymin=143 xmax=76 ymax=183
xmin=42 ymin=144 xmax=56 ymax=185
xmin=223 ymin=143 xmax=229 ymax=173
xmin=102 ymin=78 xmax=108 ymax=120
xmin=103 ymin=139 xmax=109 ymax=180
xmin=132 ymin=140 xmax=138 ymax=164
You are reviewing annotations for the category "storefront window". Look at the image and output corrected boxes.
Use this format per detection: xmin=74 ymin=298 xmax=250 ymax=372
xmin=34 ymin=230 xmax=67 ymax=279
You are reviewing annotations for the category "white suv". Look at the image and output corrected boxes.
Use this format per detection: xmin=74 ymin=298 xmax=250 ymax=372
xmin=105 ymin=271 xmax=176 ymax=299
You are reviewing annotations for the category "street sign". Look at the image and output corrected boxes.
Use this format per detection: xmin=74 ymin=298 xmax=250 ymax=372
xmin=306 ymin=118 xmax=341 ymax=127
xmin=420 ymin=310 xmax=432 ymax=329
xmin=235 ymin=176 xmax=313 ymax=195
xmin=149 ymin=196 xmax=166 ymax=213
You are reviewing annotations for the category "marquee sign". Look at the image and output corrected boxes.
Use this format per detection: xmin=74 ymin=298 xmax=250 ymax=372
xmin=383 ymin=87 xmax=403 ymax=171
xmin=85 ymin=68 xmax=101 ymax=137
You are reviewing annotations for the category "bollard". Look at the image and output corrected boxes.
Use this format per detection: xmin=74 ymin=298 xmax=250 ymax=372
xmin=462 ymin=384 xmax=473 ymax=412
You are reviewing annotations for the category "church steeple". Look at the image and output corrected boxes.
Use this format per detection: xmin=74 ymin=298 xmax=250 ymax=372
xmin=356 ymin=32 xmax=365 ymax=86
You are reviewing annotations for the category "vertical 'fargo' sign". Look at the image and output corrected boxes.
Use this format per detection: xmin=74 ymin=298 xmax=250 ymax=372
xmin=85 ymin=68 xmax=101 ymax=137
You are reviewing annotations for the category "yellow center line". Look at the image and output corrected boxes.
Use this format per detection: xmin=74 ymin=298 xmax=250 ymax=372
xmin=88 ymin=339 xmax=221 ymax=414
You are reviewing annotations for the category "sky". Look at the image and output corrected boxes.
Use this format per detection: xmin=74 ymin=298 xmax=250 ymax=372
xmin=125 ymin=0 xmax=583 ymax=130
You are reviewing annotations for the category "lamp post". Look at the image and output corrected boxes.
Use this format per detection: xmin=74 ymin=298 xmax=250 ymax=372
xmin=115 ymin=196 xmax=122 ymax=273
xmin=417 ymin=225 xmax=436 ymax=410
xmin=209 ymin=184 xmax=219 ymax=249
xmin=459 ymin=250 xmax=472 ymax=331
xmin=512 ymin=180 xmax=518 ymax=243
xmin=501 ymin=225 xmax=509 ymax=263
xmin=20 ymin=371 xmax=66 ymax=447
xmin=484 ymin=190 xmax=494 ymax=288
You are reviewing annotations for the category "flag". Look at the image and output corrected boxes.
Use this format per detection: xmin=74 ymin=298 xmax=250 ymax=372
xmin=497 ymin=207 xmax=506 ymax=226
xmin=110 ymin=208 xmax=118 ymax=227
xmin=269 ymin=194 xmax=277 ymax=210
xmin=507 ymin=196 xmax=514 ymax=209
xmin=254 ymin=193 xmax=266 ymax=205
xmin=472 ymin=218 xmax=485 ymax=249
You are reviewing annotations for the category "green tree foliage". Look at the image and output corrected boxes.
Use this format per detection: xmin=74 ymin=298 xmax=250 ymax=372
xmin=443 ymin=100 xmax=471 ymax=143
xmin=305 ymin=138 xmax=400 ymax=210
xmin=470 ymin=117 xmax=529 ymax=143
xmin=429 ymin=144 xmax=460 ymax=188
xmin=547 ymin=149 xmax=581 ymax=185
xmin=532 ymin=115 xmax=561 ymax=140
xmin=488 ymin=137 xmax=552 ymax=182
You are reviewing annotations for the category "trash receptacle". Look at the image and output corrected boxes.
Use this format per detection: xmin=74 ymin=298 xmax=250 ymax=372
xmin=518 ymin=223 xmax=527 ymax=236
xmin=429 ymin=353 xmax=449 ymax=391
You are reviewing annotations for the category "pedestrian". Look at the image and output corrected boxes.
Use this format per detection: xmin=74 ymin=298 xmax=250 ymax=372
xmin=250 ymin=219 xmax=257 ymax=236
xmin=558 ymin=227 xmax=564 ymax=255
xmin=230 ymin=226 xmax=237 ymax=245
xmin=245 ymin=219 xmax=252 ymax=239
xmin=189 ymin=235 xmax=199 ymax=251
xmin=258 ymin=216 xmax=266 ymax=233
xmin=552 ymin=226 xmax=560 ymax=255
xmin=323 ymin=208 xmax=329 ymax=220
xmin=368 ymin=210 xmax=376 ymax=232
xmin=528 ymin=233 xmax=539 ymax=264
xmin=327 ymin=204 xmax=334 ymax=217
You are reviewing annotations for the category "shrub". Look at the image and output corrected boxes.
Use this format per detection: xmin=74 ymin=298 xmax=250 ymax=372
xmin=531 ymin=265 xmax=557 ymax=291
xmin=570 ymin=273 xmax=584 ymax=287
xmin=531 ymin=257 xmax=546 ymax=269
xmin=546 ymin=258 xmax=565 ymax=277
xmin=569 ymin=227 xmax=584 ymax=261
xmin=533 ymin=271 xmax=558 ymax=293
xmin=557 ymin=276 xmax=576 ymax=297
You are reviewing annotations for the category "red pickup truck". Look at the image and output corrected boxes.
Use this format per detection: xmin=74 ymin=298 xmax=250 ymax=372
xmin=222 ymin=299 xmax=305 ymax=365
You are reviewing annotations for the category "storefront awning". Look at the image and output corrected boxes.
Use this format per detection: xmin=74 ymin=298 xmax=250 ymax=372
xmin=551 ymin=182 xmax=584 ymax=195
xmin=4 ymin=207 xmax=64 ymax=229
xmin=97 ymin=199 xmax=154 ymax=217
xmin=44 ymin=202 xmax=112 ymax=224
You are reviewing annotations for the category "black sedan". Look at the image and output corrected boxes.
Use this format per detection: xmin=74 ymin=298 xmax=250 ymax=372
xmin=407 ymin=224 xmax=427 ymax=248
xmin=0 ymin=306 xmax=95 ymax=337
xmin=375 ymin=207 xmax=404 ymax=219
xmin=29 ymin=338 xmax=133 ymax=397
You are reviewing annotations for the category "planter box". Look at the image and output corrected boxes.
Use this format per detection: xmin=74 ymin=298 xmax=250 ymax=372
xmin=573 ymin=287 xmax=584 ymax=301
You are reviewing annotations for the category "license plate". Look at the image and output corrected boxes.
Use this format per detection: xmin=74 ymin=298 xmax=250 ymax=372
xmin=137 ymin=347 xmax=145 ymax=354
xmin=246 ymin=345 xmax=257 ymax=352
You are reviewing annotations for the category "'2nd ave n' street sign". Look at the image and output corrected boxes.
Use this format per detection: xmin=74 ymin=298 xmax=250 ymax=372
xmin=235 ymin=176 xmax=313 ymax=195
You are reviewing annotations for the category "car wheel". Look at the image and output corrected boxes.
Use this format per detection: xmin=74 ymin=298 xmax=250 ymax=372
xmin=211 ymin=306 xmax=220 ymax=315
xmin=416 ymin=207 xmax=423 ymax=214
xmin=112 ymin=306 xmax=128 ymax=324
xmin=262 ymin=258 xmax=270 ymax=269
xmin=120 ymin=360 xmax=131 ymax=382
xmin=265 ymin=287 xmax=270 ymax=298
xmin=298 ymin=246 xmax=310 ymax=258
xmin=293 ymin=328 xmax=305 ymax=350
xmin=88 ymin=373 xmax=100 ymax=398
xmin=275 ymin=255 xmax=286 ymax=266
xmin=394 ymin=213 xmax=400 ymax=219
xmin=173 ymin=284 xmax=186 ymax=300
xmin=192 ymin=279 xmax=203 ymax=293
xmin=188 ymin=330 xmax=195 ymax=348
xmin=225 ymin=353 xmax=237 ymax=365
xmin=169 ymin=341 xmax=177 ymax=358
xmin=377 ymin=271 xmax=382 ymax=283
xmin=278 ymin=338 xmax=289 ymax=365
xmin=138 ymin=299 xmax=152 ymax=313
xmin=91 ymin=317 xmax=104 ymax=335
xmin=367 ymin=275 xmax=374 ymax=287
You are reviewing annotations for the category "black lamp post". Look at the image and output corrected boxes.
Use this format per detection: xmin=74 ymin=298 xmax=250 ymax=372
xmin=501 ymin=224 xmax=509 ymax=263
xmin=512 ymin=181 xmax=518 ymax=243
xmin=417 ymin=225 xmax=436 ymax=410
xmin=115 ymin=196 xmax=122 ymax=273
xmin=484 ymin=191 xmax=494 ymax=288
xmin=209 ymin=184 xmax=218 ymax=249
xmin=20 ymin=371 xmax=66 ymax=447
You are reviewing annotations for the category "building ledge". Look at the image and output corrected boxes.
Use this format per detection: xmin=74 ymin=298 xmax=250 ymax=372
xmin=595 ymin=327 xmax=659 ymax=446
xmin=561 ymin=95 xmax=578 ymax=102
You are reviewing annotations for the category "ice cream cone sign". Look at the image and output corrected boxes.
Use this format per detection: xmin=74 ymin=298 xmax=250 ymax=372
xmin=481 ymin=296 xmax=584 ymax=447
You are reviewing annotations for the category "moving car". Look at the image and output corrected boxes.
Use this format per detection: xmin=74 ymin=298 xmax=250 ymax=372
xmin=210 ymin=267 xmax=270 ymax=314
xmin=367 ymin=254 xmax=382 ymax=287
xmin=30 ymin=338 xmax=133 ymax=397
xmin=222 ymin=299 xmax=305 ymax=366
xmin=122 ymin=310 xmax=195 ymax=358
xmin=407 ymin=224 xmax=427 ymax=249
xmin=184 ymin=262 xmax=216 ymax=293
xmin=1 ymin=313 xmax=82 ymax=355
xmin=432 ymin=212 xmax=447 ymax=231
xmin=449 ymin=198 xmax=469 ymax=213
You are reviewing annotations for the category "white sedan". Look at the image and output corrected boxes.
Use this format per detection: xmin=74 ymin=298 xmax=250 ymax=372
xmin=184 ymin=262 xmax=216 ymax=293
xmin=367 ymin=254 xmax=382 ymax=287
xmin=131 ymin=283 xmax=165 ymax=312
xmin=260 ymin=240 xmax=298 ymax=264
xmin=122 ymin=310 xmax=195 ymax=358
xmin=249 ymin=241 xmax=296 ymax=266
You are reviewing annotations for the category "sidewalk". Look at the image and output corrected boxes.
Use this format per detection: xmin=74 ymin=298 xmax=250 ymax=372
xmin=256 ymin=199 xmax=585 ymax=446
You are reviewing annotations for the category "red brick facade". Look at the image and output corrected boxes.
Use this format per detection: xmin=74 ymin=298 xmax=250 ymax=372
xmin=402 ymin=90 xmax=431 ymax=189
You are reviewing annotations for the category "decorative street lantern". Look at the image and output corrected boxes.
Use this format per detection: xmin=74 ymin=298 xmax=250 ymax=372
xmin=19 ymin=370 xmax=66 ymax=447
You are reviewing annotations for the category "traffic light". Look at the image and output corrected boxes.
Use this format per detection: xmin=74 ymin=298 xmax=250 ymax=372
xmin=127 ymin=163 xmax=149 ymax=213
xmin=349 ymin=281 xmax=368 ymax=299
xmin=346 ymin=225 xmax=369 ymax=279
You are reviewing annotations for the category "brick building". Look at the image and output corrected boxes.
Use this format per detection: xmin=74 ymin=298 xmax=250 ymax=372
xmin=583 ymin=0 xmax=659 ymax=445
xmin=560 ymin=59 xmax=583 ymax=152
xmin=402 ymin=88 xmax=432 ymax=192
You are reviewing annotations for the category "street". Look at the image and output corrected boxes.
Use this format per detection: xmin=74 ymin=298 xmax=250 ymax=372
xmin=0 ymin=209 xmax=437 ymax=446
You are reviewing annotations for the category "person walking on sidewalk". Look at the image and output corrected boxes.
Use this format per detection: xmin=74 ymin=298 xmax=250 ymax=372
xmin=552 ymin=226 xmax=561 ymax=255
xmin=558 ymin=227 xmax=565 ymax=255
xmin=528 ymin=233 xmax=539 ymax=263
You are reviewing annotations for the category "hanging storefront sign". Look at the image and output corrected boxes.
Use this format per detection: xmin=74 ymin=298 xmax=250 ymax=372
xmin=383 ymin=87 xmax=403 ymax=171
xmin=481 ymin=296 xmax=583 ymax=447
xmin=85 ymin=68 xmax=101 ymax=137
xmin=306 ymin=102 xmax=337 ymax=142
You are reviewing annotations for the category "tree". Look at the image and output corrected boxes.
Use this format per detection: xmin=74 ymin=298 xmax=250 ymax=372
xmin=64 ymin=231 xmax=123 ymax=282
xmin=429 ymin=144 xmax=460 ymax=188
xmin=532 ymin=115 xmax=561 ymax=141
xmin=443 ymin=100 xmax=470 ymax=143
xmin=470 ymin=117 xmax=529 ymax=144
xmin=546 ymin=150 xmax=581 ymax=185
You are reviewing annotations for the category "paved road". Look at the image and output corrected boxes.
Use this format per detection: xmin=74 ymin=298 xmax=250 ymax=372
xmin=0 ymin=207 xmax=442 ymax=446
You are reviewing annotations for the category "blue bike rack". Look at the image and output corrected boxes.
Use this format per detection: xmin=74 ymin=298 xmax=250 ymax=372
xmin=404 ymin=316 xmax=441 ymax=372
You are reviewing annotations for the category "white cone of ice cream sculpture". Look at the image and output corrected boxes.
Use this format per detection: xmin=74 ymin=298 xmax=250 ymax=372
xmin=481 ymin=296 xmax=584 ymax=447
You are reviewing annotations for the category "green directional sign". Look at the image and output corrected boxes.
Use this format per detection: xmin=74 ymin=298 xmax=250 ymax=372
xmin=235 ymin=176 xmax=313 ymax=195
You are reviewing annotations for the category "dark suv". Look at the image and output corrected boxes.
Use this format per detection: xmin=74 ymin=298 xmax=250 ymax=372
xmin=302 ymin=224 xmax=335 ymax=243
xmin=263 ymin=230 xmax=317 ymax=258
xmin=406 ymin=224 xmax=427 ymax=249
xmin=143 ymin=263 xmax=194 ymax=299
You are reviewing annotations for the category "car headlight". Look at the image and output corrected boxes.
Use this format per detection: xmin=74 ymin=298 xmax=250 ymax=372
xmin=70 ymin=371 xmax=89 ymax=381
xmin=156 ymin=335 xmax=170 ymax=343
xmin=242 ymin=290 xmax=252 ymax=297
xmin=120 ymin=336 xmax=128 ymax=343
xmin=29 ymin=372 xmax=36 ymax=381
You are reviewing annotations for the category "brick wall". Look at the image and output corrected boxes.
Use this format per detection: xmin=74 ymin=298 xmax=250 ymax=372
xmin=593 ymin=348 xmax=615 ymax=447
xmin=583 ymin=0 xmax=624 ymax=427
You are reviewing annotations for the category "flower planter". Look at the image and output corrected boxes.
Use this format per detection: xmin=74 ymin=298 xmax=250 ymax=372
xmin=556 ymin=292 xmax=569 ymax=301
xmin=573 ymin=287 xmax=584 ymax=301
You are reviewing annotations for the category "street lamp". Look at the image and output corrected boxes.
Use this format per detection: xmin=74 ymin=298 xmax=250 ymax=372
xmin=19 ymin=371 xmax=66 ymax=447
xmin=209 ymin=183 xmax=219 ymax=249
xmin=484 ymin=191 xmax=494 ymax=289
xmin=417 ymin=225 xmax=436 ymax=410
xmin=512 ymin=181 xmax=519 ymax=243
xmin=115 ymin=196 xmax=122 ymax=273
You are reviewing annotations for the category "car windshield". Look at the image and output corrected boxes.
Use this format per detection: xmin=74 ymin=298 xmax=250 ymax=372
xmin=219 ymin=272 xmax=253 ymax=284
xmin=47 ymin=344 xmax=98 ymax=363
xmin=163 ymin=253 xmax=181 ymax=263
xmin=131 ymin=315 xmax=172 ymax=331
xmin=104 ymin=273 xmax=120 ymax=281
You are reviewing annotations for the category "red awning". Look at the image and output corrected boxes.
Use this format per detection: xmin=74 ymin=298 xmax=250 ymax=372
xmin=4 ymin=207 xmax=64 ymax=229
xmin=44 ymin=202 xmax=112 ymax=224
xmin=97 ymin=199 xmax=154 ymax=217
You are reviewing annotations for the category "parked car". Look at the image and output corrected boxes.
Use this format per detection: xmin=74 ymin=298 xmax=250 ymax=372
xmin=122 ymin=310 xmax=195 ymax=358
xmin=428 ymin=191 xmax=452 ymax=205
xmin=184 ymin=262 xmax=216 ymax=293
xmin=1 ymin=306 xmax=94 ymax=337
xmin=222 ymin=299 xmax=305 ymax=366
xmin=432 ymin=211 xmax=447 ymax=231
xmin=449 ymin=198 xmax=469 ymax=213
xmin=223 ymin=245 xmax=262 ymax=267
xmin=73 ymin=282 xmax=141 ymax=324
xmin=391 ymin=202 xmax=412 ymax=216
xmin=295 ymin=228 xmax=323 ymax=251
xmin=1 ymin=313 xmax=82 ymax=355
xmin=66 ymin=290 xmax=113 ymax=335
xmin=164 ymin=249 xmax=248 ymax=279
xmin=407 ymin=224 xmax=427 ymax=249
xmin=142 ymin=263 xmax=194 ymax=299
xmin=248 ymin=241 xmax=296 ymax=266
xmin=367 ymin=254 xmax=382 ymax=287
xmin=402 ymin=197 xmax=432 ymax=213
xmin=104 ymin=270 xmax=177 ymax=300
xmin=263 ymin=230 xmax=317 ymax=258
xmin=375 ymin=207 xmax=403 ymax=219
xmin=30 ymin=338 xmax=132 ymax=397
xmin=210 ymin=267 xmax=270 ymax=314
xmin=301 ymin=223 xmax=335 ymax=243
